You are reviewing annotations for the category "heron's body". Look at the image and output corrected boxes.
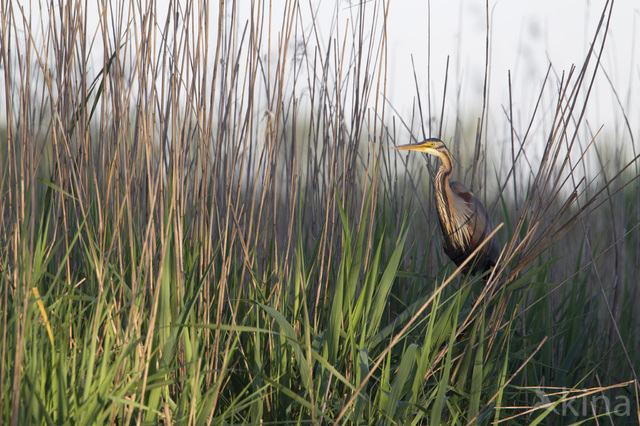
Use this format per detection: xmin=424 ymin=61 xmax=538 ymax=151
xmin=395 ymin=138 xmax=499 ymax=275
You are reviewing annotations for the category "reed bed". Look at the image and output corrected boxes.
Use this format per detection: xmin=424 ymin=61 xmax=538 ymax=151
xmin=0 ymin=0 xmax=638 ymax=424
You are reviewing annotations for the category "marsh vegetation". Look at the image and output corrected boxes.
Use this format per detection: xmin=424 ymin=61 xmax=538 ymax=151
xmin=0 ymin=1 xmax=638 ymax=424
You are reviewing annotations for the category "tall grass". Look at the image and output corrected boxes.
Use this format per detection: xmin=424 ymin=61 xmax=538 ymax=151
xmin=1 ymin=0 xmax=638 ymax=424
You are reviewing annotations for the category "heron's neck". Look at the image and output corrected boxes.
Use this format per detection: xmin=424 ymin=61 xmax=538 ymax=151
xmin=434 ymin=165 xmax=452 ymax=211
xmin=434 ymin=157 xmax=456 ymax=235
xmin=433 ymin=151 xmax=453 ymax=205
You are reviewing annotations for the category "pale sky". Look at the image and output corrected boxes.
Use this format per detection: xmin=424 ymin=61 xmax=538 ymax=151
xmin=253 ymin=1 xmax=640 ymax=158
xmin=10 ymin=0 xmax=640 ymax=161
xmin=383 ymin=0 xmax=639 ymax=145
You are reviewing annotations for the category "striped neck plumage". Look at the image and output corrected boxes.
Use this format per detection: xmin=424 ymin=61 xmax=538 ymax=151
xmin=433 ymin=153 xmax=468 ymax=253
xmin=432 ymin=147 xmax=453 ymax=226
xmin=434 ymin=165 xmax=454 ymax=232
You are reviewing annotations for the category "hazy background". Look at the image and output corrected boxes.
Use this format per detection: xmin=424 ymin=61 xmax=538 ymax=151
xmin=7 ymin=1 xmax=640 ymax=163
xmin=244 ymin=1 xmax=640 ymax=147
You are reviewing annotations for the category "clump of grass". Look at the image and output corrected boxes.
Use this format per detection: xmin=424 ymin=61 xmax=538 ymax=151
xmin=0 ymin=0 xmax=638 ymax=424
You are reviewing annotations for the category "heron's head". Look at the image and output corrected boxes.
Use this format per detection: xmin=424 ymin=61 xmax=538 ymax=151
xmin=393 ymin=138 xmax=449 ymax=158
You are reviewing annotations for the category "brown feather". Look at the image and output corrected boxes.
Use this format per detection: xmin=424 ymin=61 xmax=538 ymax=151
xmin=446 ymin=181 xmax=499 ymax=274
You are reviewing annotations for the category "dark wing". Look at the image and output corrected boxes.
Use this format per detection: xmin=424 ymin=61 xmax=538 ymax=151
xmin=448 ymin=181 xmax=500 ymax=273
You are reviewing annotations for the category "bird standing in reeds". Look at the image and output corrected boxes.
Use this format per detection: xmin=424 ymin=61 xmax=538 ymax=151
xmin=395 ymin=138 xmax=499 ymax=275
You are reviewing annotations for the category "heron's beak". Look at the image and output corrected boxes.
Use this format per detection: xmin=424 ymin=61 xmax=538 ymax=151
xmin=393 ymin=140 xmax=436 ymax=152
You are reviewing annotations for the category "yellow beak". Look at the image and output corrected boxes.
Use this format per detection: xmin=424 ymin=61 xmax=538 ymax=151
xmin=393 ymin=140 xmax=437 ymax=152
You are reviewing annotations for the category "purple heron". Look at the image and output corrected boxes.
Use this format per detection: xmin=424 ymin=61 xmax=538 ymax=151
xmin=394 ymin=138 xmax=499 ymax=275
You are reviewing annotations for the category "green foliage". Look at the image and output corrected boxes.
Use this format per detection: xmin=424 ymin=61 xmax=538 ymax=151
xmin=1 ymin=0 xmax=638 ymax=424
